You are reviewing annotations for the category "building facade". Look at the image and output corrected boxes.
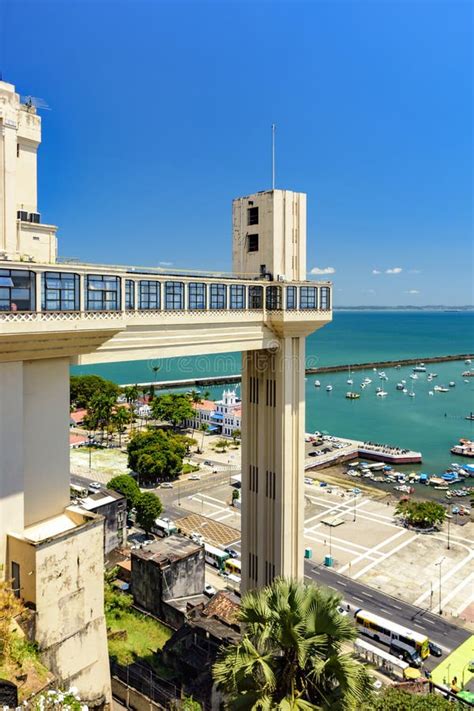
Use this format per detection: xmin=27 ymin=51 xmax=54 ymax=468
xmin=187 ymin=389 xmax=242 ymax=437
xmin=79 ymin=488 xmax=127 ymax=556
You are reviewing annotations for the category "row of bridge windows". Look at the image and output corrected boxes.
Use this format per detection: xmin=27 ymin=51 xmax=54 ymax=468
xmin=0 ymin=268 xmax=331 ymax=313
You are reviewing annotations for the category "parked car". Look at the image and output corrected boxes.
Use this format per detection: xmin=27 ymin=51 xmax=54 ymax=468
xmin=160 ymin=482 xmax=173 ymax=489
xmin=204 ymin=584 xmax=216 ymax=597
xmin=308 ymin=452 xmax=318 ymax=457
xmin=203 ymin=460 xmax=213 ymax=466
xmin=88 ymin=481 xmax=102 ymax=490
xmin=336 ymin=605 xmax=348 ymax=617
xmin=188 ymin=474 xmax=201 ymax=480
xmin=225 ymin=548 xmax=238 ymax=558
xmin=304 ymin=477 xmax=313 ymax=485
xmin=429 ymin=642 xmax=443 ymax=657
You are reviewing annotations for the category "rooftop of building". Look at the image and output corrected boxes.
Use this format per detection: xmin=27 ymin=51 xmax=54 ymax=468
xmin=79 ymin=487 xmax=124 ymax=511
xmin=131 ymin=533 xmax=202 ymax=566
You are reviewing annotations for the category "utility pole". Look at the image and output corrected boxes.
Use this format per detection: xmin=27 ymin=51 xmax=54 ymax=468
xmin=436 ymin=556 xmax=445 ymax=615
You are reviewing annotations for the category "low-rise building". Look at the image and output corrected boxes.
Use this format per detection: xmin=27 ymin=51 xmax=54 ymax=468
xmin=187 ymin=389 xmax=241 ymax=437
xmin=131 ymin=534 xmax=205 ymax=626
xmin=79 ymin=488 xmax=127 ymax=556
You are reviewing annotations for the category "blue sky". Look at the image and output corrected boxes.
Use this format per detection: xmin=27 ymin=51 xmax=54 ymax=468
xmin=1 ymin=0 xmax=472 ymax=305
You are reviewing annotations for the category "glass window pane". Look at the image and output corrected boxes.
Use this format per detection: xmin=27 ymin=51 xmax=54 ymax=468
xmin=188 ymin=282 xmax=206 ymax=310
xmin=230 ymin=284 xmax=245 ymax=309
xmin=165 ymin=281 xmax=184 ymax=310
xmin=248 ymin=286 xmax=263 ymax=309
xmin=209 ymin=283 xmax=227 ymax=309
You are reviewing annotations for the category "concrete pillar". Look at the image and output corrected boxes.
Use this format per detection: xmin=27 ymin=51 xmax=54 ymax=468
xmin=241 ymin=336 xmax=306 ymax=591
xmin=0 ymin=362 xmax=24 ymax=568
xmin=23 ymin=358 xmax=70 ymax=526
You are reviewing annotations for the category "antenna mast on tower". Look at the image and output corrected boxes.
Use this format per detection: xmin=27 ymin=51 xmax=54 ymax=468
xmin=272 ymin=123 xmax=276 ymax=190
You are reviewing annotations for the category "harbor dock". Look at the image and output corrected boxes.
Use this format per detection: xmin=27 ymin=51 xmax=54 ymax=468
xmin=304 ymin=435 xmax=422 ymax=470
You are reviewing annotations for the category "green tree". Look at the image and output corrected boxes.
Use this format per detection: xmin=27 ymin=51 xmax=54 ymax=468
xmin=135 ymin=492 xmax=163 ymax=534
xmin=127 ymin=429 xmax=187 ymax=483
xmin=123 ymin=384 xmax=140 ymax=406
xmin=232 ymin=428 xmax=241 ymax=443
xmin=213 ymin=578 xmax=372 ymax=710
xmin=83 ymin=392 xmax=116 ymax=442
xmin=395 ymin=500 xmax=446 ymax=529
xmin=107 ymin=474 xmax=140 ymax=512
xmin=151 ymin=394 xmax=195 ymax=429
xmin=362 ymin=687 xmax=453 ymax=710
xmin=112 ymin=405 xmax=132 ymax=446
xmin=70 ymin=374 xmax=119 ymax=409
xmin=199 ymin=422 xmax=209 ymax=452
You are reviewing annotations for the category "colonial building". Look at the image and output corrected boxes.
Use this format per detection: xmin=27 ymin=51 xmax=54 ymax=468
xmin=187 ymin=389 xmax=242 ymax=437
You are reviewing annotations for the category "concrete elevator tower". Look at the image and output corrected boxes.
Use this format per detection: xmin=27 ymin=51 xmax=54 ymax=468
xmin=233 ymin=190 xmax=315 ymax=591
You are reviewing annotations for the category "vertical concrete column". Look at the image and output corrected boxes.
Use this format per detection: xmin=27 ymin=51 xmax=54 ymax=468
xmin=35 ymin=270 xmax=43 ymax=312
xmin=79 ymin=274 xmax=85 ymax=312
xmin=0 ymin=362 xmax=24 ymax=570
xmin=241 ymin=336 xmax=305 ymax=592
xmin=23 ymin=358 xmax=70 ymax=526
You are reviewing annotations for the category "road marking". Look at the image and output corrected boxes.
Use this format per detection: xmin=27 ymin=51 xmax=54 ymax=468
xmin=304 ymin=532 xmax=378 ymax=560
xmin=352 ymin=534 xmax=418 ymax=581
xmin=380 ymin=608 xmax=389 ymax=614
xmin=423 ymin=618 xmax=436 ymax=626
xmin=338 ymin=528 xmax=407 ymax=575
xmin=438 ymin=572 xmax=474 ymax=612
xmin=352 ymin=595 xmax=363 ymax=602
xmin=338 ymin=581 xmax=347 ymax=587
xmin=364 ymin=592 xmax=373 ymax=598
xmin=455 ymin=590 xmax=474 ymax=617
xmin=414 ymin=551 xmax=474 ymax=607
xmin=392 ymin=604 xmax=402 ymax=610
xmin=304 ymin=529 xmax=382 ymax=556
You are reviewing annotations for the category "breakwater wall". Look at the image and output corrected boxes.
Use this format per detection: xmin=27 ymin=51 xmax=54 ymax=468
xmin=125 ymin=353 xmax=473 ymax=390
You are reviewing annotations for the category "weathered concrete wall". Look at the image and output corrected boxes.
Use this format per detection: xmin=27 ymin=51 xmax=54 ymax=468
xmin=161 ymin=549 xmax=204 ymax=602
xmin=95 ymin=497 xmax=127 ymax=555
xmin=111 ymin=677 xmax=165 ymax=710
xmin=34 ymin=515 xmax=111 ymax=706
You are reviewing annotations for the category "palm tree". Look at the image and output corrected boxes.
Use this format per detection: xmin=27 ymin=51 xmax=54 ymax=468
xmin=112 ymin=406 xmax=132 ymax=447
xmin=213 ymin=578 xmax=372 ymax=710
xmin=199 ymin=422 xmax=209 ymax=452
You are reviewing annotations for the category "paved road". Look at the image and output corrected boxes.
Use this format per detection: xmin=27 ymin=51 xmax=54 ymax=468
xmin=305 ymin=561 xmax=470 ymax=661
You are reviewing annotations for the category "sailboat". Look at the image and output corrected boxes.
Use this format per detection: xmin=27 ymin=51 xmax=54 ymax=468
xmin=347 ymin=365 xmax=353 ymax=385
xmin=409 ymin=382 xmax=415 ymax=398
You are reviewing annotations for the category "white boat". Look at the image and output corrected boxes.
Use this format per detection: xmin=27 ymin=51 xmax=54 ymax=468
xmin=379 ymin=374 xmax=388 ymax=381
xmin=409 ymin=392 xmax=416 ymax=398
xmin=449 ymin=382 xmax=456 ymax=387
xmin=413 ymin=364 xmax=426 ymax=372
xmin=378 ymin=371 xmax=386 ymax=378
xmin=466 ymin=359 xmax=472 ymax=364
xmin=376 ymin=391 xmax=388 ymax=397
xmin=401 ymin=379 xmax=406 ymax=384
xmin=364 ymin=378 xmax=372 ymax=384
xmin=396 ymin=383 xmax=404 ymax=390
xmin=402 ymin=388 xmax=408 ymax=393
xmin=347 ymin=378 xmax=353 ymax=385
xmin=410 ymin=373 xmax=418 ymax=380
xmin=429 ymin=391 xmax=434 ymax=396
xmin=429 ymin=373 xmax=438 ymax=378
xmin=326 ymin=385 xmax=333 ymax=392
xmin=314 ymin=380 xmax=321 ymax=387
xmin=360 ymin=382 xmax=366 ymax=389
xmin=438 ymin=386 xmax=449 ymax=392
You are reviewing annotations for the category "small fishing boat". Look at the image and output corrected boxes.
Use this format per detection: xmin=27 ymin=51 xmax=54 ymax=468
xmin=346 ymin=392 xmax=360 ymax=399
xmin=364 ymin=378 xmax=372 ymax=384
xmin=429 ymin=372 xmax=438 ymax=378
xmin=314 ymin=380 xmax=321 ymax=387
xmin=376 ymin=390 xmax=388 ymax=398
xmin=413 ymin=364 xmax=426 ymax=372
xmin=402 ymin=388 xmax=408 ymax=393
xmin=429 ymin=391 xmax=434 ymax=396
xmin=396 ymin=383 xmax=404 ymax=390
xmin=410 ymin=373 xmax=418 ymax=380
xmin=326 ymin=385 xmax=333 ymax=392
xmin=449 ymin=381 xmax=456 ymax=387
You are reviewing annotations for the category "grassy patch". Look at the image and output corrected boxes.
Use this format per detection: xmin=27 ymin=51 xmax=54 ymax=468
xmin=0 ymin=637 xmax=51 ymax=702
xmin=182 ymin=463 xmax=200 ymax=474
xmin=107 ymin=608 xmax=173 ymax=670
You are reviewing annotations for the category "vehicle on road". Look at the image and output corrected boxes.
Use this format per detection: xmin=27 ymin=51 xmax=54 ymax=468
xmin=204 ymin=543 xmax=229 ymax=570
xmin=225 ymin=558 xmax=241 ymax=576
xmin=203 ymin=460 xmax=213 ymax=466
xmin=188 ymin=474 xmax=201 ymax=480
xmin=354 ymin=609 xmax=429 ymax=662
xmin=304 ymin=477 xmax=313 ymax=485
xmin=204 ymin=584 xmax=216 ymax=597
xmin=224 ymin=548 xmax=238 ymax=558
xmin=308 ymin=451 xmax=318 ymax=457
xmin=160 ymin=482 xmax=174 ymax=489
xmin=428 ymin=641 xmax=442 ymax=657
xmin=191 ymin=531 xmax=204 ymax=545
xmin=152 ymin=518 xmax=178 ymax=537
xmin=337 ymin=605 xmax=348 ymax=617
xmin=88 ymin=481 xmax=102 ymax=491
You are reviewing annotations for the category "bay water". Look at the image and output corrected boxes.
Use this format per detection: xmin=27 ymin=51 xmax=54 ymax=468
xmin=73 ymin=311 xmax=474 ymax=474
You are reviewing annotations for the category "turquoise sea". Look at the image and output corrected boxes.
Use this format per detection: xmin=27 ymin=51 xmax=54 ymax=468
xmin=73 ymin=311 xmax=474 ymax=474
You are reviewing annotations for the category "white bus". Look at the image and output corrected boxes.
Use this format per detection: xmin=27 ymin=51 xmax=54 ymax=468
xmin=354 ymin=609 xmax=429 ymax=665
xmin=152 ymin=518 xmax=178 ymax=537
xmin=204 ymin=543 xmax=229 ymax=570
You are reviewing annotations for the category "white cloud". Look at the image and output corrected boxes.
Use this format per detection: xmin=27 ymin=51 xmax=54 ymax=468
xmin=385 ymin=267 xmax=403 ymax=274
xmin=310 ymin=266 xmax=336 ymax=275
xmin=372 ymin=269 xmax=381 ymax=275
xmin=404 ymin=289 xmax=420 ymax=294
xmin=159 ymin=261 xmax=173 ymax=267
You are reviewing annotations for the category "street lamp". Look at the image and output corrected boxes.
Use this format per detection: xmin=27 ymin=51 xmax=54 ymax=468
xmin=435 ymin=556 xmax=446 ymax=615
xmin=87 ymin=433 xmax=94 ymax=472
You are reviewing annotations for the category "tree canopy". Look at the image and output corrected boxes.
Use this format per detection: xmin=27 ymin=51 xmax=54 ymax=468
xmin=395 ymin=500 xmax=446 ymax=529
xmin=213 ymin=578 xmax=372 ymax=710
xmin=151 ymin=393 xmax=195 ymax=428
xmin=363 ymin=687 xmax=454 ymax=710
xmin=107 ymin=474 xmax=140 ymax=511
xmin=135 ymin=492 xmax=163 ymax=534
xmin=70 ymin=374 xmax=120 ymax=409
xmin=127 ymin=429 xmax=189 ymax=483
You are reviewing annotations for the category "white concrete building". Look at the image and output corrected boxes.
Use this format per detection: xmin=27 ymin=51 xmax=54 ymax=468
xmin=0 ymin=78 xmax=332 ymax=701
xmin=187 ymin=389 xmax=242 ymax=437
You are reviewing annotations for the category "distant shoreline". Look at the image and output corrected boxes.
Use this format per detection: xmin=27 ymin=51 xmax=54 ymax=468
xmin=333 ymin=306 xmax=474 ymax=311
